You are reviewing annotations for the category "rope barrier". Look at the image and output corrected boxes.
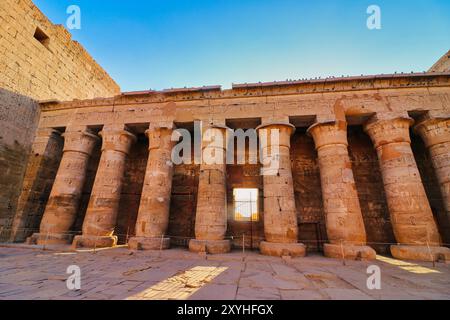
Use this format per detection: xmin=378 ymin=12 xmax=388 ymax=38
xmin=1 ymin=227 xmax=450 ymax=247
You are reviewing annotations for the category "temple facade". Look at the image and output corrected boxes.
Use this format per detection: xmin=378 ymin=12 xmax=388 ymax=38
xmin=11 ymin=72 xmax=450 ymax=262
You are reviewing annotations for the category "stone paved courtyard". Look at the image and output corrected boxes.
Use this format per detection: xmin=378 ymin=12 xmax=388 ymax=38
xmin=0 ymin=245 xmax=449 ymax=300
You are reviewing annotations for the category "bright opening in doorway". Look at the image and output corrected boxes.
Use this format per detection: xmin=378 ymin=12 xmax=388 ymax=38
xmin=233 ymin=188 xmax=258 ymax=222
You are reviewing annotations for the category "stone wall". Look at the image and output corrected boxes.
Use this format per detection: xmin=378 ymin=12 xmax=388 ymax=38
xmin=0 ymin=0 xmax=120 ymax=240
xmin=116 ymin=135 xmax=147 ymax=244
xmin=168 ymin=164 xmax=200 ymax=247
xmin=348 ymin=127 xmax=395 ymax=253
xmin=291 ymin=130 xmax=327 ymax=252
xmin=226 ymin=142 xmax=264 ymax=250
xmin=429 ymin=50 xmax=450 ymax=73
xmin=0 ymin=88 xmax=40 ymax=240
xmin=0 ymin=0 xmax=120 ymax=101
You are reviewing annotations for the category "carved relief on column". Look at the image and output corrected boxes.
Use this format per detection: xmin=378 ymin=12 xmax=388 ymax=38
xmin=414 ymin=114 xmax=450 ymax=239
xmin=307 ymin=120 xmax=376 ymax=260
xmin=30 ymin=128 xmax=99 ymax=245
xmin=129 ymin=124 xmax=175 ymax=250
xmin=189 ymin=124 xmax=231 ymax=254
xmin=72 ymin=126 xmax=136 ymax=248
xmin=257 ymin=122 xmax=306 ymax=257
xmin=11 ymin=128 xmax=62 ymax=242
xmin=364 ymin=115 xmax=450 ymax=261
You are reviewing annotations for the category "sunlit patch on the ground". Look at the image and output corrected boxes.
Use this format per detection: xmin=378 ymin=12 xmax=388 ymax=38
xmin=376 ymin=255 xmax=441 ymax=274
xmin=126 ymin=266 xmax=228 ymax=300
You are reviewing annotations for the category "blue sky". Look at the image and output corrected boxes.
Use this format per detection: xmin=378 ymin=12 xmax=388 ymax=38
xmin=34 ymin=0 xmax=450 ymax=92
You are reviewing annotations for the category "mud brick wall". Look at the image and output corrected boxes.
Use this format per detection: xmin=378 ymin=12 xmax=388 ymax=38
xmin=0 ymin=0 xmax=120 ymax=101
xmin=0 ymin=88 xmax=41 ymax=240
xmin=411 ymin=132 xmax=450 ymax=245
xmin=348 ymin=127 xmax=395 ymax=254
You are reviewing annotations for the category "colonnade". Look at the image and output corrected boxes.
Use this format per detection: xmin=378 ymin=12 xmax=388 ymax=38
xmin=29 ymin=113 xmax=450 ymax=261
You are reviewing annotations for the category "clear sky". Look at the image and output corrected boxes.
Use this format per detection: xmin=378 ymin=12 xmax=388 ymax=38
xmin=33 ymin=0 xmax=450 ymax=92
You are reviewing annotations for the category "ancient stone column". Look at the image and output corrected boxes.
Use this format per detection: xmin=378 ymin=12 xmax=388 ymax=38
xmin=11 ymin=128 xmax=62 ymax=243
xmin=364 ymin=116 xmax=450 ymax=261
xmin=414 ymin=115 xmax=450 ymax=236
xmin=308 ymin=121 xmax=376 ymax=260
xmin=257 ymin=122 xmax=306 ymax=257
xmin=129 ymin=125 xmax=175 ymax=250
xmin=72 ymin=127 xmax=136 ymax=248
xmin=30 ymin=128 xmax=99 ymax=245
xmin=189 ymin=125 xmax=231 ymax=254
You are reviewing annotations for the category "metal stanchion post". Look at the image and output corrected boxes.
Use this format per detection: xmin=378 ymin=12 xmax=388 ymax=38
xmin=340 ymin=239 xmax=346 ymax=266
xmin=93 ymin=231 xmax=98 ymax=254
xmin=158 ymin=234 xmax=164 ymax=258
xmin=125 ymin=226 xmax=130 ymax=244
xmin=426 ymin=240 xmax=435 ymax=267
xmin=43 ymin=229 xmax=50 ymax=251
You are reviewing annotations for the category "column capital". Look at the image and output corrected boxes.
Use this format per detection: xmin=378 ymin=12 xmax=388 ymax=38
xmin=414 ymin=116 xmax=450 ymax=148
xmin=256 ymin=122 xmax=295 ymax=133
xmin=364 ymin=116 xmax=414 ymax=148
xmin=307 ymin=120 xmax=347 ymax=150
xmin=62 ymin=129 xmax=99 ymax=155
xmin=201 ymin=125 xmax=231 ymax=150
xmin=35 ymin=127 xmax=62 ymax=138
xmin=145 ymin=125 xmax=175 ymax=151
xmin=99 ymin=129 xmax=137 ymax=154
xmin=257 ymin=122 xmax=295 ymax=149
xmin=202 ymin=124 xmax=231 ymax=132
xmin=31 ymin=128 xmax=63 ymax=156
xmin=145 ymin=126 xmax=175 ymax=136
xmin=148 ymin=121 xmax=175 ymax=131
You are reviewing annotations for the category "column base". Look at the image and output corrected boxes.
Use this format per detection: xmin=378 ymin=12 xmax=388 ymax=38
xmin=27 ymin=233 xmax=74 ymax=245
xmin=324 ymin=243 xmax=376 ymax=260
xmin=128 ymin=236 xmax=170 ymax=250
xmin=390 ymin=245 xmax=450 ymax=262
xmin=188 ymin=239 xmax=231 ymax=254
xmin=259 ymin=241 xmax=306 ymax=257
xmin=72 ymin=235 xmax=117 ymax=249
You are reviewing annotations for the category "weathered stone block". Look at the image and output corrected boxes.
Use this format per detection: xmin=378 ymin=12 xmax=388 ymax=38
xmin=259 ymin=241 xmax=306 ymax=257
xmin=323 ymin=243 xmax=376 ymax=260
xmin=188 ymin=239 xmax=231 ymax=254
xmin=390 ymin=245 xmax=450 ymax=262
